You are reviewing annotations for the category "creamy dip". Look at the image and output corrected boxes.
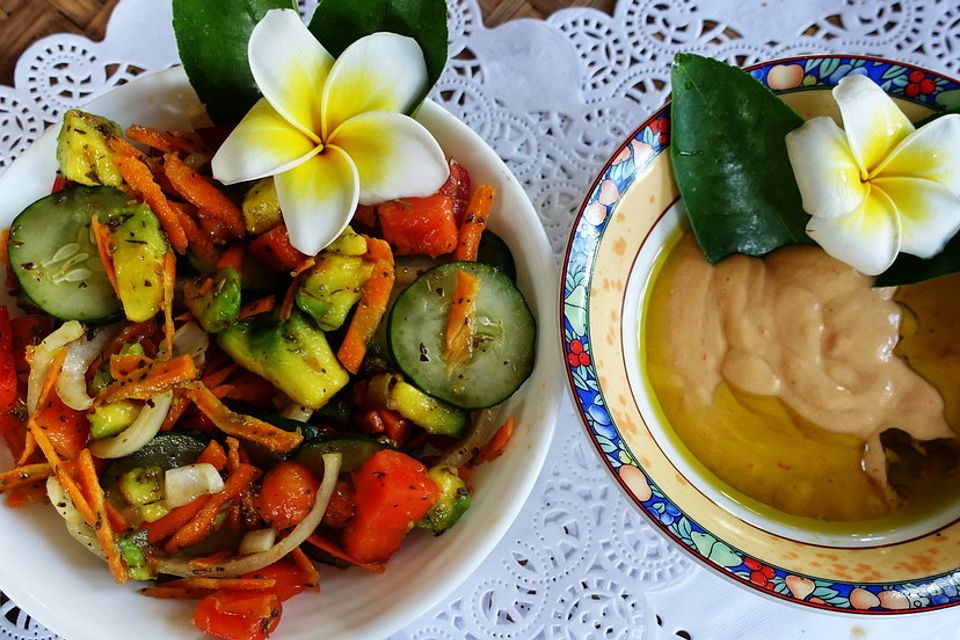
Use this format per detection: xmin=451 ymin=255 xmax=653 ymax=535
xmin=645 ymin=234 xmax=956 ymax=521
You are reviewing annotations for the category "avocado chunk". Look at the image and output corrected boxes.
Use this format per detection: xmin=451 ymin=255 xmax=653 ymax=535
xmin=183 ymin=267 xmax=242 ymax=333
xmin=218 ymin=310 xmax=349 ymax=409
xmin=89 ymin=401 xmax=140 ymax=439
xmin=110 ymin=205 xmax=169 ymax=322
xmin=354 ymin=373 xmax=469 ymax=437
xmin=296 ymin=255 xmax=374 ymax=331
xmin=117 ymin=530 xmax=155 ymax=581
xmin=56 ymin=110 xmax=124 ymax=187
xmin=418 ymin=465 xmax=471 ymax=533
xmin=90 ymin=343 xmax=145 ymax=395
xmin=118 ymin=466 xmax=164 ymax=506
xmin=241 ymin=178 xmax=283 ymax=235
xmin=325 ymin=226 xmax=368 ymax=257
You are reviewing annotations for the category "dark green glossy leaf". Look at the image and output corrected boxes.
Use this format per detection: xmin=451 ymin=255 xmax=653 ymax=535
xmin=308 ymin=0 xmax=447 ymax=109
xmin=172 ymin=0 xmax=296 ymax=125
xmin=875 ymin=235 xmax=960 ymax=286
xmin=670 ymin=53 xmax=813 ymax=263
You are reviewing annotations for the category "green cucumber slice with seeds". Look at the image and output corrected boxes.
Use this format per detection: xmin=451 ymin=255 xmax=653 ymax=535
xmin=295 ymin=436 xmax=392 ymax=474
xmin=8 ymin=186 xmax=131 ymax=322
xmin=388 ymin=261 xmax=536 ymax=409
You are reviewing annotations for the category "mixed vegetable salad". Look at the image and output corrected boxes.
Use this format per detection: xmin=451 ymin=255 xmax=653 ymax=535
xmin=0 ymin=106 xmax=535 ymax=639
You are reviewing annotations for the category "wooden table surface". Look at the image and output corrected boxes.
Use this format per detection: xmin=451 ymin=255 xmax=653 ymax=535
xmin=0 ymin=0 xmax=616 ymax=87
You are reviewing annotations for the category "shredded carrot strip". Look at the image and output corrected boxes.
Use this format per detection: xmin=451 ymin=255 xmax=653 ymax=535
xmin=126 ymin=125 xmax=204 ymax=155
xmin=161 ymin=252 xmax=176 ymax=357
xmin=16 ymin=432 xmax=37 ymax=466
xmin=211 ymin=384 xmax=233 ymax=399
xmin=279 ymin=273 xmax=301 ymax=322
xmin=143 ymin=494 xmax=211 ymax=544
xmin=109 ymin=353 xmax=153 ymax=380
xmin=167 ymin=577 xmax=277 ymax=591
xmin=453 ymin=184 xmax=496 ymax=262
xmin=110 ymin=140 xmax=188 ymax=253
xmin=99 ymin=354 xmax=198 ymax=404
xmin=105 ymin=500 xmax=130 ymax=533
xmin=336 ymin=238 xmax=395 ymax=374
xmin=474 ymin=417 xmax=516 ymax=464
xmin=77 ymin=449 xmax=127 ymax=583
xmin=238 ymin=296 xmax=275 ymax=320
xmin=4 ymin=481 xmax=49 ymax=507
xmin=108 ymin=136 xmax=147 ymax=161
xmin=196 ymin=439 xmax=228 ymax=472
xmin=183 ymin=384 xmax=303 ymax=453
xmin=290 ymin=257 xmax=315 ymax=278
xmin=0 ymin=463 xmax=52 ymax=493
xmin=90 ymin=215 xmax=120 ymax=297
xmin=306 ymin=533 xmax=385 ymax=574
xmin=165 ymin=463 xmax=260 ymax=554
xmin=217 ymin=245 xmax=244 ymax=272
xmin=290 ymin=547 xmax=320 ymax=589
xmin=188 ymin=550 xmax=233 ymax=568
xmin=164 ymin=154 xmax=245 ymax=238
xmin=225 ymin=436 xmax=242 ymax=472
xmin=171 ymin=202 xmax=219 ymax=264
xmin=443 ymin=269 xmax=480 ymax=367
xmin=159 ymin=391 xmax=191 ymax=431
xmin=139 ymin=586 xmax=210 ymax=600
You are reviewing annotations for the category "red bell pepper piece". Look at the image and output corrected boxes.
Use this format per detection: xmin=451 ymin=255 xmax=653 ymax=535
xmin=439 ymin=159 xmax=472 ymax=226
xmin=0 ymin=307 xmax=17 ymax=412
xmin=10 ymin=315 xmax=52 ymax=373
xmin=242 ymin=560 xmax=309 ymax=602
xmin=378 ymin=194 xmax=458 ymax=258
xmin=342 ymin=449 xmax=439 ymax=563
xmin=192 ymin=591 xmax=281 ymax=640
xmin=249 ymin=225 xmax=308 ymax=272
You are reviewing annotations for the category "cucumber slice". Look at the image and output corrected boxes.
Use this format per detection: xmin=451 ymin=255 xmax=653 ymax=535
xmin=8 ymin=187 xmax=131 ymax=322
xmin=388 ymin=261 xmax=536 ymax=409
xmin=295 ymin=436 xmax=391 ymax=473
xmin=476 ymin=232 xmax=517 ymax=281
xmin=101 ymin=432 xmax=209 ymax=491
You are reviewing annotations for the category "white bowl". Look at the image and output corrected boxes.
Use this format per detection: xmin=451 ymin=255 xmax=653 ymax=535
xmin=0 ymin=67 xmax=561 ymax=640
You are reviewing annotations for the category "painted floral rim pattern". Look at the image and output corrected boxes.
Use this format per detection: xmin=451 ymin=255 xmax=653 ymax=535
xmin=560 ymin=55 xmax=960 ymax=614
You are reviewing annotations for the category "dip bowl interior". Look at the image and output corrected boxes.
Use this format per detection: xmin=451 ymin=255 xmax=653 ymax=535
xmin=0 ymin=67 xmax=561 ymax=640
xmin=561 ymin=55 xmax=960 ymax=614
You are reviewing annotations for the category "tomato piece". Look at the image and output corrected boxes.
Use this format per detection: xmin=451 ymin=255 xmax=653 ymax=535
xmin=322 ymin=479 xmax=356 ymax=530
xmin=0 ymin=307 xmax=17 ymax=412
xmin=256 ymin=461 xmax=320 ymax=530
xmin=439 ymin=159 xmax=472 ymax=226
xmin=342 ymin=449 xmax=440 ymax=563
xmin=242 ymin=560 xmax=307 ymax=602
xmin=192 ymin=591 xmax=281 ymax=640
xmin=249 ymin=225 xmax=307 ymax=272
xmin=36 ymin=393 xmax=88 ymax=459
xmin=378 ymin=194 xmax=458 ymax=258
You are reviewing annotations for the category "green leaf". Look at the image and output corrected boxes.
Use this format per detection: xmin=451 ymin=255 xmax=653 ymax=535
xmin=172 ymin=0 xmax=296 ymax=125
xmin=670 ymin=53 xmax=813 ymax=263
xmin=308 ymin=0 xmax=448 ymax=109
xmin=875 ymin=234 xmax=960 ymax=286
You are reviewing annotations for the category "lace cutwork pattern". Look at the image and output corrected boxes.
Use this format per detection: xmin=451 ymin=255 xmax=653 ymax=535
xmin=1 ymin=1 xmax=958 ymax=638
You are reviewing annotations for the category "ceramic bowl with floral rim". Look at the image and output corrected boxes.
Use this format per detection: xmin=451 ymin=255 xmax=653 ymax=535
xmin=0 ymin=66 xmax=561 ymax=640
xmin=561 ymin=54 xmax=960 ymax=614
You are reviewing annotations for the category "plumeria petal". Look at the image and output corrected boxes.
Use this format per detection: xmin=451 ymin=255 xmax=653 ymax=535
xmin=806 ymin=186 xmax=901 ymax=276
xmin=873 ymin=114 xmax=960 ymax=191
xmin=274 ymin=147 xmax=359 ymax=255
xmin=248 ymin=8 xmax=333 ymax=141
xmin=212 ymin=99 xmax=319 ymax=185
xmin=833 ymin=75 xmax=914 ymax=176
xmin=785 ymin=116 xmax=867 ymax=219
xmin=321 ymin=33 xmax=428 ymax=139
xmin=329 ymin=111 xmax=448 ymax=205
xmin=873 ymin=176 xmax=960 ymax=258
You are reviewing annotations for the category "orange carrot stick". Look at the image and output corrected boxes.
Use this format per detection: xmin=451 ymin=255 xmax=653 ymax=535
xmin=162 ymin=251 xmax=176 ymax=357
xmin=474 ymin=417 xmax=516 ymax=464
xmin=336 ymin=238 xmax=395 ymax=374
xmin=171 ymin=202 xmax=219 ymax=265
xmin=0 ymin=463 xmax=52 ymax=493
xmin=182 ymin=384 xmax=303 ymax=453
xmin=110 ymin=141 xmax=188 ymax=253
xmin=443 ymin=269 xmax=480 ymax=366
xmin=109 ymin=353 xmax=153 ymax=380
xmin=126 ymin=125 xmax=204 ymax=155
xmin=238 ymin=296 xmax=275 ymax=320
xmin=453 ymin=185 xmax=496 ymax=261
xmin=163 ymin=154 xmax=245 ymax=238
xmin=306 ymin=533 xmax=385 ymax=574
xmin=16 ymin=432 xmax=37 ymax=467
xmin=139 ymin=586 xmax=210 ymax=600
xmin=165 ymin=463 xmax=260 ymax=553
xmin=196 ymin=439 xmax=228 ymax=472
xmin=90 ymin=215 xmax=120 ymax=297
xmin=77 ymin=448 xmax=127 ymax=583
xmin=225 ymin=436 xmax=242 ymax=473
xmin=201 ymin=363 xmax=238 ymax=390
xmin=143 ymin=494 xmax=211 ymax=544
xmin=99 ymin=354 xmax=198 ymax=403
xmin=290 ymin=547 xmax=320 ymax=589
xmin=105 ymin=500 xmax=131 ymax=533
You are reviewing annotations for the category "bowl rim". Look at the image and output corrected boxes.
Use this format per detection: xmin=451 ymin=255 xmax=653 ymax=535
xmin=560 ymin=53 xmax=960 ymax=615
xmin=0 ymin=66 xmax=561 ymax=640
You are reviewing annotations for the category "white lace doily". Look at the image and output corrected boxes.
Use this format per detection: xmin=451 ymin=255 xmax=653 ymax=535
xmin=2 ymin=1 xmax=960 ymax=638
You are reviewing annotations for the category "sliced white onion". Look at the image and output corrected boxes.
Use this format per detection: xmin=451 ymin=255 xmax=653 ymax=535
xmin=155 ymin=453 xmax=341 ymax=578
xmin=280 ymin=402 xmax=313 ymax=422
xmin=238 ymin=528 xmax=277 ymax=555
xmin=27 ymin=321 xmax=85 ymax=413
xmin=159 ymin=321 xmax=208 ymax=368
xmin=46 ymin=476 xmax=104 ymax=560
xmin=89 ymin=391 xmax=173 ymax=459
xmin=56 ymin=325 xmax=120 ymax=411
xmin=164 ymin=462 xmax=225 ymax=508
xmin=438 ymin=407 xmax=501 ymax=469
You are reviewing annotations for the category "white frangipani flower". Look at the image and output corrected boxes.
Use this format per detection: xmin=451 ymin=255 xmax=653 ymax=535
xmin=785 ymin=74 xmax=960 ymax=275
xmin=212 ymin=9 xmax=449 ymax=255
